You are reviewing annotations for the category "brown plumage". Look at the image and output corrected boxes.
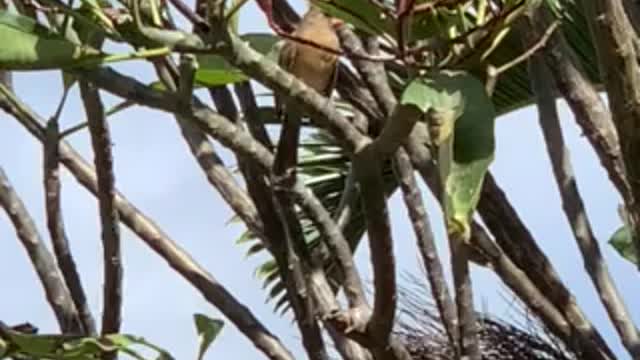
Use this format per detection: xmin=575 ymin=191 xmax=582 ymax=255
xmin=273 ymin=6 xmax=340 ymax=180
xmin=276 ymin=6 xmax=340 ymax=117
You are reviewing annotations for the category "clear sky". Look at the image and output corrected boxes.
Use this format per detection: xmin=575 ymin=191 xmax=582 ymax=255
xmin=0 ymin=1 xmax=638 ymax=359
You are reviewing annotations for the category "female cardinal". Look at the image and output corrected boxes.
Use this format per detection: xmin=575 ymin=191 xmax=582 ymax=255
xmin=273 ymin=5 xmax=341 ymax=178
xmin=278 ymin=5 xmax=341 ymax=102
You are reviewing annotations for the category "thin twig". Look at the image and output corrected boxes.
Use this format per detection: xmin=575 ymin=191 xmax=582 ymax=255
xmin=352 ymin=142 xmax=397 ymax=344
xmin=529 ymin=49 xmax=640 ymax=359
xmin=165 ymin=0 xmax=208 ymax=30
xmin=44 ymin=89 xmax=96 ymax=336
xmin=211 ymin=82 xmax=330 ymax=360
xmin=0 ymin=166 xmax=82 ymax=334
xmin=79 ymin=81 xmax=122 ymax=338
xmin=485 ymin=20 xmax=559 ymax=95
xmin=0 ymin=83 xmax=296 ymax=360
xmin=81 ymin=63 xmax=369 ymax=324
xmin=477 ymin=173 xmax=616 ymax=360
xmin=581 ymin=0 xmax=640 ymax=277
xmin=392 ymin=148 xmax=460 ymax=355
xmin=449 ymin=233 xmax=480 ymax=360
xmin=339 ymin=30 xmax=460 ymax=353
xmin=158 ymin=57 xmax=266 ymax=241
xmin=530 ymin=6 xmax=628 ymax=207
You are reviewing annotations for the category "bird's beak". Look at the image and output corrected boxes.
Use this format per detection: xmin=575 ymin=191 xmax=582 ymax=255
xmin=330 ymin=18 xmax=344 ymax=29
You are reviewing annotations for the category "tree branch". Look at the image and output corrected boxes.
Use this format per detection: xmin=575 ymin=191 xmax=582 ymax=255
xmin=529 ymin=50 xmax=640 ymax=359
xmin=338 ymin=28 xmax=460 ymax=354
xmin=79 ymin=81 xmax=123 ymax=338
xmin=581 ymin=0 xmax=640 ymax=275
xmin=0 ymin=86 xmax=296 ymax=360
xmin=352 ymin=142 xmax=396 ymax=345
xmin=529 ymin=6 xmax=629 ymax=208
xmin=235 ymin=82 xmax=370 ymax=360
xmin=477 ymin=174 xmax=616 ymax=360
xmin=0 ymin=166 xmax=82 ymax=333
xmin=82 ymin=64 xmax=370 ymax=319
xmin=43 ymin=104 xmax=96 ymax=336
xmin=212 ymin=82 xmax=329 ymax=360
xmin=156 ymin=59 xmax=267 ymax=243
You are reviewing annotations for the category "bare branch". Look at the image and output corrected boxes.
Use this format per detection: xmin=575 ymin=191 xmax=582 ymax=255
xmin=529 ymin=6 xmax=629 ymax=205
xmin=529 ymin=51 xmax=640 ymax=358
xmin=0 ymin=86 xmax=296 ymax=360
xmin=156 ymin=59 xmax=266 ymax=242
xmin=43 ymin=95 xmax=96 ymax=336
xmin=392 ymin=148 xmax=459 ymax=354
xmin=234 ymin=81 xmax=370 ymax=360
xmin=448 ymin=234 xmax=480 ymax=360
xmin=478 ymin=174 xmax=616 ymax=360
xmin=468 ymin=225 xmax=574 ymax=348
xmin=0 ymin=166 xmax=82 ymax=333
xmin=353 ymin=146 xmax=395 ymax=339
xmin=82 ymin=65 xmax=369 ymax=318
xmin=233 ymin=82 xmax=274 ymax=150
xmin=271 ymin=190 xmax=330 ymax=360
xmin=581 ymin=0 xmax=640 ymax=276
xmin=79 ymin=81 xmax=122 ymax=338
xmin=338 ymin=29 xmax=459 ymax=354
xmin=485 ymin=20 xmax=560 ymax=95
xmin=212 ymin=81 xmax=330 ymax=360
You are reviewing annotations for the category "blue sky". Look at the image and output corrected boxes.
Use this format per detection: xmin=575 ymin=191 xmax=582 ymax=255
xmin=0 ymin=1 xmax=638 ymax=359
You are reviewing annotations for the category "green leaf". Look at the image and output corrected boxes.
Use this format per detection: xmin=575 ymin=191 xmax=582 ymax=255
xmin=401 ymin=74 xmax=465 ymax=115
xmin=246 ymin=241 xmax=265 ymax=256
xmin=196 ymin=33 xmax=278 ymax=86
xmin=235 ymin=229 xmax=256 ymax=245
xmin=193 ymin=314 xmax=224 ymax=360
xmin=405 ymin=71 xmax=495 ymax=237
xmin=608 ymin=226 xmax=638 ymax=265
xmin=311 ymin=0 xmax=393 ymax=36
xmin=409 ymin=6 xmax=460 ymax=42
xmin=0 ymin=11 xmax=104 ymax=70
xmin=0 ymin=324 xmax=174 ymax=360
xmin=254 ymin=259 xmax=277 ymax=279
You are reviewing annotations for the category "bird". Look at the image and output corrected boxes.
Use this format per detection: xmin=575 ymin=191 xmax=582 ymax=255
xmin=273 ymin=5 xmax=341 ymax=180
xmin=277 ymin=5 xmax=340 ymax=105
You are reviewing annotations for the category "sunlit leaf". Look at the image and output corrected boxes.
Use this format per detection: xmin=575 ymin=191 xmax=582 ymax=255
xmin=0 ymin=11 xmax=104 ymax=70
xmin=311 ymin=0 xmax=393 ymax=36
xmin=193 ymin=314 xmax=224 ymax=360
xmin=402 ymin=71 xmax=495 ymax=237
xmin=196 ymin=33 xmax=278 ymax=86
xmin=0 ymin=325 xmax=174 ymax=360
xmin=608 ymin=226 xmax=638 ymax=266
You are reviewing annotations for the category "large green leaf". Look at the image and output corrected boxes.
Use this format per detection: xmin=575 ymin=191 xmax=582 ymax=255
xmin=0 ymin=324 xmax=174 ymax=360
xmin=401 ymin=71 xmax=495 ymax=237
xmin=311 ymin=0 xmax=394 ymax=36
xmin=195 ymin=33 xmax=279 ymax=86
xmin=0 ymin=11 xmax=104 ymax=70
xmin=608 ymin=226 xmax=639 ymax=266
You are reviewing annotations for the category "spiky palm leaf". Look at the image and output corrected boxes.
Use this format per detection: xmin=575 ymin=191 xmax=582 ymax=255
xmin=394 ymin=273 xmax=575 ymax=359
